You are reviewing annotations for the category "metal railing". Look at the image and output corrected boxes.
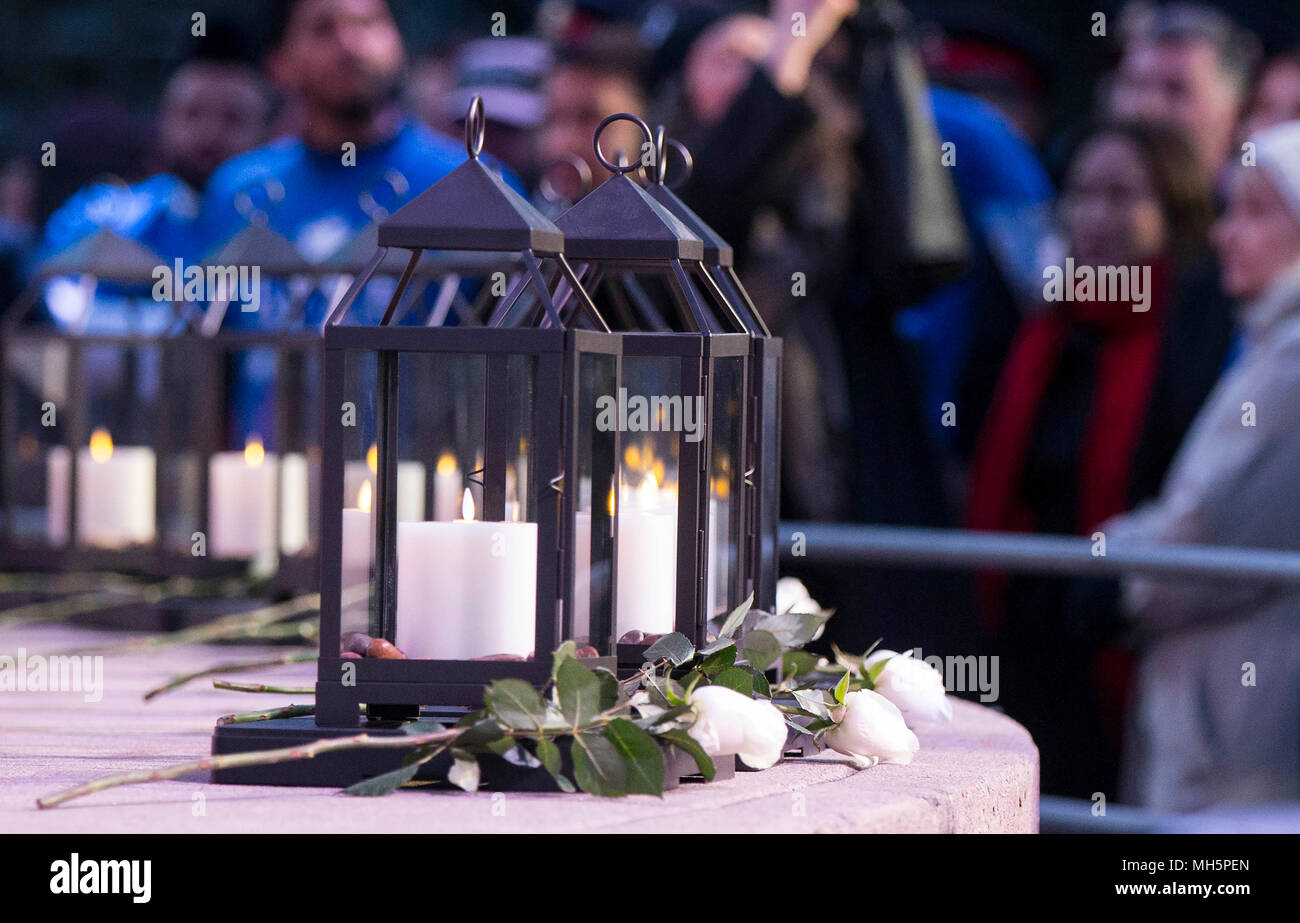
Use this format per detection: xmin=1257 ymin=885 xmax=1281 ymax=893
xmin=779 ymin=521 xmax=1300 ymax=585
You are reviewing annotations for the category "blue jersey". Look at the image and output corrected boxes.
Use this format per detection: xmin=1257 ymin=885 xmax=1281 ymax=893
xmin=39 ymin=173 xmax=199 ymax=263
xmin=196 ymin=120 xmax=472 ymax=262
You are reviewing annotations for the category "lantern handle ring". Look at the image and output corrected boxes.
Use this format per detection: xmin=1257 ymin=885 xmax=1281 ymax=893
xmin=593 ymin=112 xmax=652 ymax=175
xmin=465 ymin=94 xmax=486 ymax=159
xmin=642 ymin=125 xmax=694 ymax=189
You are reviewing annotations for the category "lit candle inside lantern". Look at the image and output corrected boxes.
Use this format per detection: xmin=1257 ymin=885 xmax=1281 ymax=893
xmin=616 ymin=472 xmax=677 ymax=637
xmin=68 ymin=427 xmax=156 ymax=548
xmin=340 ymin=479 xmax=372 ymax=633
xmin=433 ymin=451 xmax=461 ymax=521
xmin=706 ymin=475 xmax=729 ymax=617
xmin=343 ymin=443 xmax=426 ymax=522
xmin=208 ymin=435 xmax=278 ymax=560
xmin=395 ymin=488 xmax=537 ymax=659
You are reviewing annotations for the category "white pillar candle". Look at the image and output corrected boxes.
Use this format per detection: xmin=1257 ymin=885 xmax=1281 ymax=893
xmin=395 ymin=490 xmax=537 ymax=659
xmin=340 ymin=479 xmax=373 ymax=634
xmin=433 ymin=452 xmax=461 ymax=521
xmin=208 ymin=437 xmax=277 ymax=559
xmin=706 ymin=495 xmax=728 ymax=618
xmin=615 ymin=476 xmax=677 ymax=637
xmin=74 ymin=429 xmax=156 ymax=548
xmin=46 ymin=446 xmax=71 ymax=546
xmin=279 ymin=452 xmax=310 ymax=555
xmin=344 ymin=451 xmax=426 ymax=522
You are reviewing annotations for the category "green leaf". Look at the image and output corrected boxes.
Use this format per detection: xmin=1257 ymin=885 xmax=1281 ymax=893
xmin=645 ymin=673 xmax=686 ymax=708
xmin=571 ymin=732 xmax=628 ymax=797
xmin=742 ymin=628 xmax=783 ymax=671
xmin=682 ymin=669 xmax=704 ymax=699
xmin=399 ymin=718 xmax=446 ymax=736
xmin=534 ymin=737 xmax=576 ymax=793
xmin=866 ymin=655 xmax=891 ymax=686
xmin=700 ymin=643 xmax=738 ymax=676
xmin=833 ymin=668 xmax=851 ymax=705
xmin=447 ymin=749 xmax=480 ymax=792
xmin=698 ymin=635 xmax=737 ymax=656
xmin=747 ymin=665 xmax=772 ymax=698
xmin=343 ymin=745 xmax=436 ymax=796
xmin=604 ymin=718 xmax=665 ymax=796
xmin=660 ymin=729 xmax=716 ymax=781
xmin=594 ymin=667 xmax=622 ymax=711
xmin=718 ymin=591 xmax=754 ymax=638
xmin=752 ymin=610 xmax=830 ymax=650
xmin=484 ymin=678 xmax=547 ymax=730
xmin=644 ymin=632 xmax=695 ymax=666
xmin=453 ymin=716 xmax=509 ymax=750
xmin=710 ymin=666 xmax=755 ymax=696
xmin=550 ymin=640 xmax=578 ymax=684
xmin=792 ymin=688 xmax=833 ymax=720
xmin=556 ymin=657 xmax=603 ymax=728
xmin=781 ymin=650 xmax=823 ymax=678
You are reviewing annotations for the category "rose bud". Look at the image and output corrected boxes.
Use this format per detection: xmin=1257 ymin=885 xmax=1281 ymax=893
xmin=686 ymin=685 xmax=787 ymax=770
xmin=824 ymin=689 xmax=920 ymax=767
xmin=574 ymin=645 xmax=600 ymax=659
xmin=618 ymin=630 xmax=644 ymax=644
xmin=343 ymin=632 xmax=373 ymax=656
xmin=864 ymin=650 xmax=952 ymax=726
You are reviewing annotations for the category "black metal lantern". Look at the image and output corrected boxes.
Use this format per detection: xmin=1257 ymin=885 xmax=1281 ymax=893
xmin=640 ymin=128 xmax=782 ymax=613
xmin=554 ymin=114 xmax=754 ymax=672
xmin=1 ymin=231 xmax=185 ymax=577
xmin=307 ymin=98 xmax=623 ymax=726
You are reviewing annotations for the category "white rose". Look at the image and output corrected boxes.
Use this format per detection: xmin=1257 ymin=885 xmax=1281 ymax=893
xmin=824 ymin=689 xmax=920 ymax=767
xmin=687 ymin=685 xmax=788 ymax=770
xmin=865 ymin=649 xmax=953 ymax=725
xmin=776 ymin=576 xmax=821 ymax=614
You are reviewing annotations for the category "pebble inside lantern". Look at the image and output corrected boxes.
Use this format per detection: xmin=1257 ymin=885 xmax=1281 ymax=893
xmin=554 ymin=113 xmax=756 ymax=674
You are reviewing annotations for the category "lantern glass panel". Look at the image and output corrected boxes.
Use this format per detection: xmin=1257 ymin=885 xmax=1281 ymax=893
xmin=616 ymin=354 xmax=683 ymax=640
xmin=707 ymin=354 xmax=745 ymax=618
xmin=572 ymin=350 xmax=618 ymax=652
xmin=3 ymin=339 xmax=69 ymax=544
xmin=339 ymin=349 xmax=378 ymax=636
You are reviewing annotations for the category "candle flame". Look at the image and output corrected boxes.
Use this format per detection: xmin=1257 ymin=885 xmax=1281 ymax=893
xmin=607 ymin=483 xmax=616 ymax=516
xmin=652 ymin=459 xmax=665 ymax=486
xmin=366 ymin=443 xmax=378 ymax=474
xmin=244 ymin=434 xmax=265 ymax=467
xmin=357 ymin=479 xmax=373 ymax=513
xmin=624 ymin=444 xmax=641 ymax=471
xmin=713 ymin=474 xmax=730 ymax=499
xmin=436 ymin=452 xmax=457 ymax=476
xmin=461 ymin=488 xmax=476 ymax=522
xmin=89 ymin=427 xmax=113 ymax=463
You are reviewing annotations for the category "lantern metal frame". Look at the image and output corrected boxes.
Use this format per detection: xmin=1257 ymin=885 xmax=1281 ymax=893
xmin=554 ymin=114 xmax=755 ymax=672
xmin=311 ymin=99 xmax=623 ymax=725
xmin=641 ymin=128 xmax=782 ymax=612
xmin=0 ymin=232 xmax=248 ymax=580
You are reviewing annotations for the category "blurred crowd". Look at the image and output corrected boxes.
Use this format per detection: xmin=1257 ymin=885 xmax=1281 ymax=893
xmin=5 ymin=0 xmax=1300 ymax=814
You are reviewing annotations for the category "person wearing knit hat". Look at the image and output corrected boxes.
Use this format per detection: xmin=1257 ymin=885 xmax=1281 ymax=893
xmin=1101 ymin=119 xmax=1300 ymax=813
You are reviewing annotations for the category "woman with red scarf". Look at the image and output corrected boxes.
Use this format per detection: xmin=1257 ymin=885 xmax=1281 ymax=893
xmin=966 ymin=121 xmax=1222 ymax=798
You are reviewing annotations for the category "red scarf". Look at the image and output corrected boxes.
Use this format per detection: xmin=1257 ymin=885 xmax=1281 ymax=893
xmin=966 ymin=260 xmax=1170 ymax=743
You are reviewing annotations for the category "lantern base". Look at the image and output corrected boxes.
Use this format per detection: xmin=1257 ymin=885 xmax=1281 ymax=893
xmin=210 ymin=711 xmax=737 ymax=790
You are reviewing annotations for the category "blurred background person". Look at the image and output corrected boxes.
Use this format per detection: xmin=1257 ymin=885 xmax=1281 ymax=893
xmin=1239 ymin=46 xmax=1300 ymax=140
xmin=1108 ymin=2 xmax=1260 ymax=186
xmin=39 ymin=22 xmax=270 ymax=266
xmin=537 ymin=25 xmax=649 ymax=201
xmin=442 ymin=37 xmax=552 ymax=192
xmin=1106 ymin=120 xmax=1300 ymax=812
xmin=197 ymin=0 xmax=470 ymax=262
xmin=967 ymin=121 xmax=1216 ymax=797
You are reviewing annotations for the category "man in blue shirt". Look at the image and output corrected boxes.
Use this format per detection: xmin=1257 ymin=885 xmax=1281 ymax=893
xmin=197 ymin=0 xmax=469 ymax=263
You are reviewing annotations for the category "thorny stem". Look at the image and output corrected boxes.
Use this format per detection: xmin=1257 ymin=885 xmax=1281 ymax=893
xmin=213 ymin=680 xmax=314 ymax=695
